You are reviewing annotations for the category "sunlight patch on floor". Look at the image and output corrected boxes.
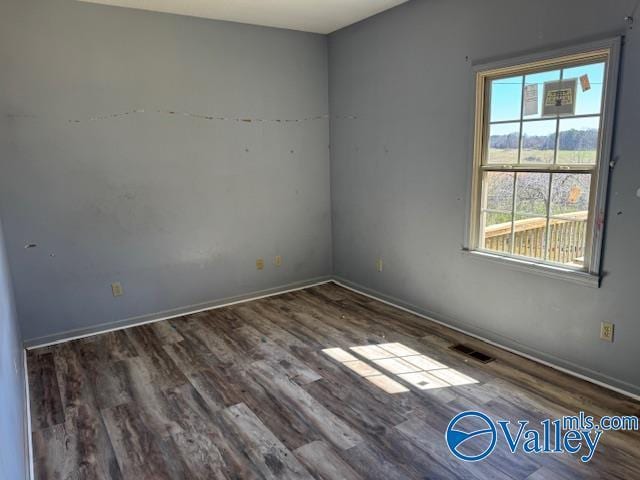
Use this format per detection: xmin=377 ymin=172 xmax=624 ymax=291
xmin=322 ymin=342 xmax=478 ymax=394
xmin=322 ymin=347 xmax=409 ymax=393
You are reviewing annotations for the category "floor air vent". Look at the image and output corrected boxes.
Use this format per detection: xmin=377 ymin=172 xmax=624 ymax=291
xmin=449 ymin=344 xmax=495 ymax=364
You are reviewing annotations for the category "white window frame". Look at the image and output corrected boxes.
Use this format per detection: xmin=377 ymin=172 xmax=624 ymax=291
xmin=464 ymin=38 xmax=621 ymax=287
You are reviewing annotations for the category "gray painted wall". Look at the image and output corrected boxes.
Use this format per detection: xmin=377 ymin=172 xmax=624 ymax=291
xmin=329 ymin=0 xmax=640 ymax=394
xmin=0 ymin=215 xmax=28 ymax=479
xmin=0 ymin=0 xmax=332 ymax=342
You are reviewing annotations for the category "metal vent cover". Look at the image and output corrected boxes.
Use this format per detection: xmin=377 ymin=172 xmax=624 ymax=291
xmin=449 ymin=344 xmax=495 ymax=364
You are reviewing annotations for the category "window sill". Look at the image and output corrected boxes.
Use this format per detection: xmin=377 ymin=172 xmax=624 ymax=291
xmin=461 ymin=249 xmax=601 ymax=288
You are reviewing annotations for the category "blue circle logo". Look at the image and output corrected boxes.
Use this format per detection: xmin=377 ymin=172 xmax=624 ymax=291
xmin=446 ymin=411 xmax=497 ymax=462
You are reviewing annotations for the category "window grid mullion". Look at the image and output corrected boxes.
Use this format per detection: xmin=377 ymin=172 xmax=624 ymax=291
xmin=517 ymin=76 xmax=525 ymax=166
xmin=510 ymin=172 xmax=518 ymax=254
xmin=543 ymin=173 xmax=554 ymax=261
xmin=552 ymin=68 xmax=564 ymax=166
xmin=544 ymin=68 xmax=564 ymax=261
xmin=489 ymin=112 xmax=601 ymax=126
xmin=509 ymin=76 xmax=527 ymax=255
xmin=481 ymin=165 xmax=595 ymax=174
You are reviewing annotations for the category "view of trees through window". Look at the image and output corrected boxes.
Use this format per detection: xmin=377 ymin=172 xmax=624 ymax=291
xmin=479 ymin=60 xmax=605 ymax=268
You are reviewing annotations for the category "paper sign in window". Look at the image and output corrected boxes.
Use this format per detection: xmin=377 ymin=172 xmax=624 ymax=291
xmin=580 ymin=74 xmax=591 ymax=92
xmin=523 ymin=84 xmax=538 ymax=116
xmin=542 ymin=79 xmax=577 ymax=117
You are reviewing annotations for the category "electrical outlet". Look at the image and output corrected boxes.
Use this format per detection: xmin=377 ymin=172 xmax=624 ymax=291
xmin=600 ymin=322 xmax=614 ymax=342
xmin=376 ymin=258 xmax=383 ymax=272
xmin=274 ymin=255 xmax=282 ymax=267
xmin=256 ymin=258 xmax=265 ymax=270
xmin=111 ymin=282 xmax=124 ymax=297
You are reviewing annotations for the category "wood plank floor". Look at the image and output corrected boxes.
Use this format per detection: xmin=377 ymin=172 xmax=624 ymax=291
xmin=28 ymin=283 xmax=640 ymax=479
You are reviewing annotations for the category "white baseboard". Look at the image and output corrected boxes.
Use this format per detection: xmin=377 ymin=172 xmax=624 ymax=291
xmin=22 ymin=275 xmax=330 ymax=479
xmin=23 ymin=350 xmax=34 ymax=480
xmin=331 ymin=277 xmax=640 ymax=402
xmin=21 ymin=274 xmax=640 ymax=478
xmin=23 ymin=274 xmax=639 ymax=414
xmin=25 ymin=276 xmax=332 ymax=350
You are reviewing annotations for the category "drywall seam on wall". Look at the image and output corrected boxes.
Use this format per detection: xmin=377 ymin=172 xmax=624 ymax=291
xmin=7 ymin=111 xmax=359 ymax=124
xmin=67 ymin=110 xmax=330 ymax=124
xmin=332 ymin=277 xmax=640 ymax=400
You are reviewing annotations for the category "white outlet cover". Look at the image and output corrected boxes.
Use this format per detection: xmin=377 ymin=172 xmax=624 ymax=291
xmin=600 ymin=322 xmax=614 ymax=342
xmin=111 ymin=282 xmax=124 ymax=296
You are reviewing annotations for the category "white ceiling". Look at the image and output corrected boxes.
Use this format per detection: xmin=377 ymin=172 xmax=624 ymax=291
xmin=77 ymin=0 xmax=410 ymax=34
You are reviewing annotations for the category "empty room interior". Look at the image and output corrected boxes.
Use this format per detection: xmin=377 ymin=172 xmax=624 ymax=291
xmin=2 ymin=0 xmax=640 ymax=478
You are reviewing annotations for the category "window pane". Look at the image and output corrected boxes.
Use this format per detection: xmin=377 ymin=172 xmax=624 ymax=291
xmin=562 ymin=62 xmax=605 ymax=116
xmin=547 ymin=215 xmax=588 ymax=267
xmin=548 ymin=173 xmax=589 ymax=268
xmin=484 ymin=172 xmax=514 ymax=211
xmin=515 ymin=172 xmax=550 ymax=216
xmin=550 ymin=173 xmax=591 ymax=216
xmin=523 ymin=69 xmax=560 ymax=119
xmin=520 ymin=120 xmax=557 ymax=164
xmin=513 ymin=214 xmax=547 ymax=260
xmin=482 ymin=211 xmax=512 ymax=254
xmin=476 ymin=54 xmax=610 ymax=271
xmin=487 ymin=122 xmax=520 ymax=164
xmin=490 ymin=76 xmax=523 ymax=122
xmin=557 ymin=116 xmax=599 ymax=164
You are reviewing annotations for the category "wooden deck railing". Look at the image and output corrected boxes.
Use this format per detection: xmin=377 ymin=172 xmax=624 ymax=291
xmin=484 ymin=211 xmax=588 ymax=264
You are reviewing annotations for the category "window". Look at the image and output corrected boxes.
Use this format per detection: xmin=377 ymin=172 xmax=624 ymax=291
xmin=466 ymin=40 xmax=620 ymax=285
